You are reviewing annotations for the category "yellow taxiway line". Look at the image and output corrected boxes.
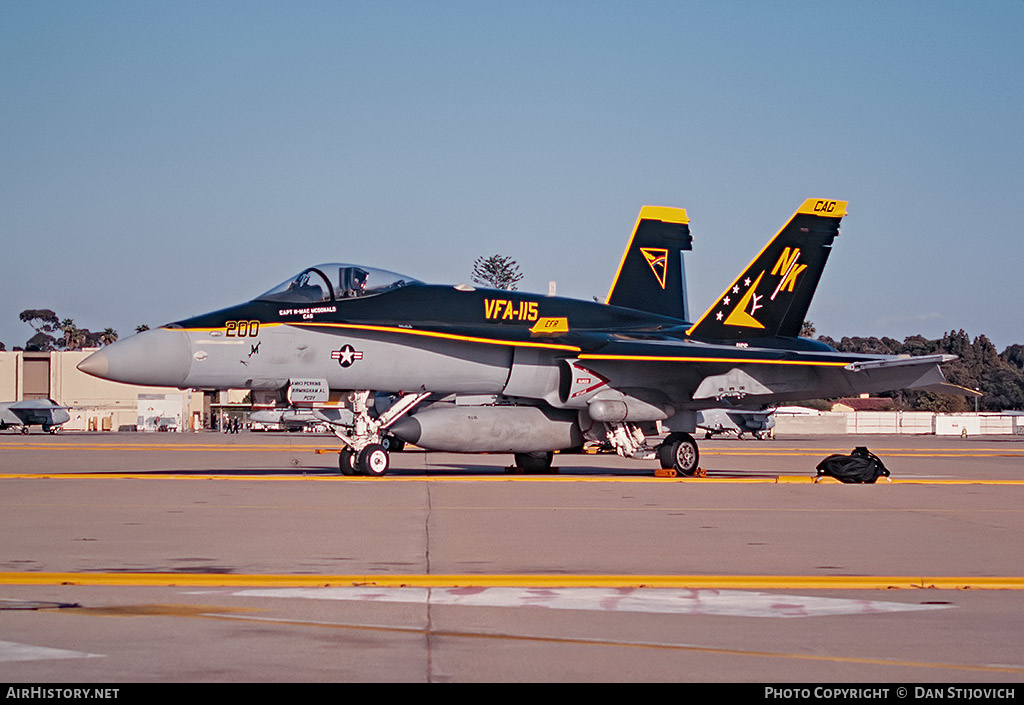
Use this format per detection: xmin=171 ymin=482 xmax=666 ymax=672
xmin=3 ymin=441 xmax=1023 ymax=458
xmin=2 ymin=572 xmax=1023 ymax=590
xmin=1 ymin=472 xmax=1023 ymax=485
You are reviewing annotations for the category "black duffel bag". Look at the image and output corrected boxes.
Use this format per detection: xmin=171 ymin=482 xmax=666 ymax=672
xmin=815 ymin=446 xmax=891 ymax=484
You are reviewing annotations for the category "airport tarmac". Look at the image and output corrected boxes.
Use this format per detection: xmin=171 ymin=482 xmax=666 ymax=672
xmin=1 ymin=431 xmax=1022 ymax=682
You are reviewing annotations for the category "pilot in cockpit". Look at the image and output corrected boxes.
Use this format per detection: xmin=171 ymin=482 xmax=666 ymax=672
xmin=339 ymin=267 xmax=369 ymax=298
xmin=287 ymin=271 xmax=310 ymax=290
xmin=285 ymin=271 xmax=323 ymax=301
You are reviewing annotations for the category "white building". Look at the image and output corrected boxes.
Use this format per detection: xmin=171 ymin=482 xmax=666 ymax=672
xmin=0 ymin=349 xmax=212 ymax=431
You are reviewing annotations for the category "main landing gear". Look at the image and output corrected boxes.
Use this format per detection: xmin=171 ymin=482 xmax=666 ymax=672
xmin=332 ymin=390 xmax=429 ymax=477
xmin=657 ymin=432 xmax=700 ymax=476
xmin=602 ymin=422 xmax=701 ymax=476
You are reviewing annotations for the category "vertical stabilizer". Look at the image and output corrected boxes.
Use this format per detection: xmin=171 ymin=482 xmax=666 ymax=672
xmin=606 ymin=206 xmax=692 ymax=320
xmin=687 ymin=199 xmax=847 ymax=341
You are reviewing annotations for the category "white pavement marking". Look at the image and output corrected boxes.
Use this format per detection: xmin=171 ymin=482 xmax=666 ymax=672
xmin=223 ymin=587 xmax=955 ymax=618
xmin=0 ymin=640 xmax=103 ymax=663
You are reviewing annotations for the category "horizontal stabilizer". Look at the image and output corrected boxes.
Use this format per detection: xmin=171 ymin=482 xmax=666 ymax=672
xmin=844 ymin=354 xmax=957 ymax=371
xmin=844 ymin=354 xmax=953 ymax=395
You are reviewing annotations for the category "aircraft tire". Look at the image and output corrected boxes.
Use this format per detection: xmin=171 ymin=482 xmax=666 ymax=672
xmin=339 ymin=449 xmax=359 ymax=476
xmin=514 ymin=451 xmax=554 ymax=473
xmin=358 ymin=444 xmax=390 ymax=477
xmin=659 ymin=433 xmax=700 ymax=476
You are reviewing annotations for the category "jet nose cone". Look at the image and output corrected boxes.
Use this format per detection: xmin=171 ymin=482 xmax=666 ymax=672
xmin=77 ymin=328 xmax=193 ymax=387
xmin=77 ymin=350 xmax=109 ymax=378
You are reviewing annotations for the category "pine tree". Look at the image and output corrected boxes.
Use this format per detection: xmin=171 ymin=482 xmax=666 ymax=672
xmin=471 ymin=254 xmax=524 ymax=291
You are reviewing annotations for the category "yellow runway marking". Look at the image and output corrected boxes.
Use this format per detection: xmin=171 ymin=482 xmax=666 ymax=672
xmin=704 ymin=449 xmax=1024 ymax=458
xmin=4 ymin=441 xmax=1022 ymax=458
xmin=0 ymin=442 xmax=317 ymax=452
xmin=2 ymin=472 xmax=1023 ymax=485
xmin=3 ymin=572 xmax=1024 ymax=590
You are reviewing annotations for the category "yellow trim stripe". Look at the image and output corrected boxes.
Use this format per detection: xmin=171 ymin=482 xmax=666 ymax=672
xmin=179 ymin=322 xmax=285 ymax=333
xmin=179 ymin=322 xmax=580 ymax=352
xmin=637 ymin=205 xmax=689 ymax=224
xmin=796 ymin=198 xmax=848 ymax=217
xmin=2 ymin=572 xmax=1022 ymax=590
xmin=578 ymin=353 xmax=848 ymax=366
xmin=290 ymin=322 xmax=581 ymax=351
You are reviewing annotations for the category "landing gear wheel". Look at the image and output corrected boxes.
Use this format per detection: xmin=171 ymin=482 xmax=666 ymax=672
xmin=357 ymin=444 xmax=390 ymax=477
xmin=514 ymin=451 xmax=554 ymax=473
xmin=339 ymin=449 xmax=358 ymax=476
xmin=658 ymin=432 xmax=700 ymax=476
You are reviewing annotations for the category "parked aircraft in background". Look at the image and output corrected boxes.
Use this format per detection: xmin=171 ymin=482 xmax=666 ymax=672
xmin=78 ymin=199 xmax=953 ymax=476
xmin=249 ymin=407 xmax=324 ymax=432
xmin=0 ymin=399 xmax=70 ymax=434
xmin=697 ymin=408 xmax=775 ymax=439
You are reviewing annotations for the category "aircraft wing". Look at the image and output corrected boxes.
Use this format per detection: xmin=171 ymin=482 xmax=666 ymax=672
xmin=571 ymin=342 xmax=955 ymax=410
xmin=0 ymin=403 xmax=22 ymax=426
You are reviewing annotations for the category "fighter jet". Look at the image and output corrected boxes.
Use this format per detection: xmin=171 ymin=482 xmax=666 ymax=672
xmin=78 ymin=199 xmax=953 ymax=476
xmin=0 ymin=399 xmax=70 ymax=434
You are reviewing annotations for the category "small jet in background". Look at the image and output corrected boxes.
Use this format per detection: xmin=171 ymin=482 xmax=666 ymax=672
xmin=0 ymin=399 xmax=70 ymax=434
xmin=697 ymin=408 xmax=775 ymax=440
xmin=249 ymin=407 xmax=321 ymax=431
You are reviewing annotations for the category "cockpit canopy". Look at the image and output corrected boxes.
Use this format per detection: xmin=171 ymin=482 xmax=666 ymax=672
xmin=255 ymin=264 xmax=422 ymax=304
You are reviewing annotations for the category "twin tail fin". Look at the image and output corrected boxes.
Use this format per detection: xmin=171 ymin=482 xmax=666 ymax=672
xmin=686 ymin=199 xmax=848 ymax=341
xmin=606 ymin=206 xmax=692 ymax=320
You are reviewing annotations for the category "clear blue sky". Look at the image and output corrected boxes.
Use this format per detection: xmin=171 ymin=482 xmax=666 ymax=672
xmin=2 ymin=1 xmax=1022 ymax=350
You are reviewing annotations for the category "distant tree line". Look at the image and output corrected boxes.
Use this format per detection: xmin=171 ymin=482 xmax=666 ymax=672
xmin=814 ymin=328 xmax=1024 ymax=412
xmin=16 ymin=309 xmax=118 ymax=351
xmin=3 ymin=309 xmax=149 ymax=352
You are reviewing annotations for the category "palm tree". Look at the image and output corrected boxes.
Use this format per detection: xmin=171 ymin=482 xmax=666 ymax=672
xmin=60 ymin=319 xmax=85 ymax=350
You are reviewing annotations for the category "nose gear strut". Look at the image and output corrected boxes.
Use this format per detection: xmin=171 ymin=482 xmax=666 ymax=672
xmin=328 ymin=390 xmax=431 ymax=476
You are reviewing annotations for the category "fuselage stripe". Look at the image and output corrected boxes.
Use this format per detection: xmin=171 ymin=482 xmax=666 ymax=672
xmin=578 ymin=354 xmax=849 ymax=366
xmin=287 ymin=322 xmax=582 ymax=351
xmin=174 ymin=322 xmax=580 ymax=351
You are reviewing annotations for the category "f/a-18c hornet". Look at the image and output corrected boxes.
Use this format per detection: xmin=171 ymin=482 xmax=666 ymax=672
xmin=78 ymin=199 xmax=953 ymax=476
